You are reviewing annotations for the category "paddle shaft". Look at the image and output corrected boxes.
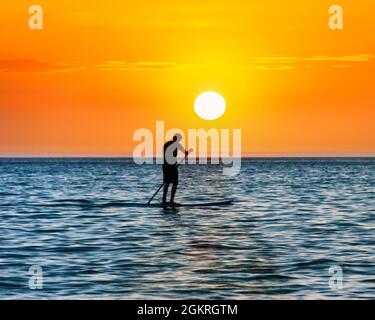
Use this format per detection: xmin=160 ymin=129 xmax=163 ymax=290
xmin=147 ymin=153 xmax=189 ymax=204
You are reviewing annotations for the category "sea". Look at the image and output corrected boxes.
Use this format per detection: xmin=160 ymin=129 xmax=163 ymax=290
xmin=0 ymin=158 xmax=374 ymax=299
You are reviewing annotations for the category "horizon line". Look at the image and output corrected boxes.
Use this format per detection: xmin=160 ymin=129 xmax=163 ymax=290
xmin=0 ymin=155 xmax=374 ymax=159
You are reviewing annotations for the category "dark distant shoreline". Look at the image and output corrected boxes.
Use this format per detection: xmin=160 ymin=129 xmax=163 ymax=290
xmin=0 ymin=156 xmax=374 ymax=160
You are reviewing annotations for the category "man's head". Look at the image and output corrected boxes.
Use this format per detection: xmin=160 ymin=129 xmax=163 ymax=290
xmin=173 ymin=133 xmax=182 ymax=142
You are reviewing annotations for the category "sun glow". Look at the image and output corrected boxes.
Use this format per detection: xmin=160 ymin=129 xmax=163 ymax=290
xmin=194 ymin=92 xmax=227 ymax=121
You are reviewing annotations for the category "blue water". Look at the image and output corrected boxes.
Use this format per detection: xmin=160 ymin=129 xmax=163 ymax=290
xmin=0 ymin=158 xmax=374 ymax=299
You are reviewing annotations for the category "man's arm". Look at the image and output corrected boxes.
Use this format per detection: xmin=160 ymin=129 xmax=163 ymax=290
xmin=176 ymin=142 xmax=189 ymax=157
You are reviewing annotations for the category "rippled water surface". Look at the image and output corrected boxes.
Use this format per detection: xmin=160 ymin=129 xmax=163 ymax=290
xmin=0 ymin=158 xmax=374 ymax=299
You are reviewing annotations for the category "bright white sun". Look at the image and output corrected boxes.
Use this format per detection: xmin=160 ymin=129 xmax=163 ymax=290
xmin=194 ymin=91 xmax=226 ymax=120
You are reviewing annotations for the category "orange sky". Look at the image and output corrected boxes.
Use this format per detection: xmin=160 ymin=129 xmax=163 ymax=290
xmin=0 ymin=0 xmax=374 ymax=156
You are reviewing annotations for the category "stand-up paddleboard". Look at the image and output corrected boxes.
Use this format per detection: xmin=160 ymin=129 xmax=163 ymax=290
xmin=46 ymin=199 xmax=234 ymax=209
xmin=100 ymin=199 xmax=234 ymax=208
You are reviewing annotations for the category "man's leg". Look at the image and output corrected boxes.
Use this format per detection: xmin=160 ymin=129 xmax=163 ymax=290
xmin=162 ymin=183 xmax=169 ymax=204
xmin=170 ymin=183 xmax=178 ymax=204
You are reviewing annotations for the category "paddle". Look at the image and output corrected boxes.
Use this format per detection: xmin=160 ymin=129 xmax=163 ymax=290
xmin=147 ymin=148 xmax=193 ymax=205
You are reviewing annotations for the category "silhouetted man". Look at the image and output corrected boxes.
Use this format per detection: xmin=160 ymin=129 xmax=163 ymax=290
xmin=162 ymin=134 xmax=188 ymax=206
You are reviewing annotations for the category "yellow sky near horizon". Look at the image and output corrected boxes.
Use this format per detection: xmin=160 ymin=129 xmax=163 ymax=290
xmin=0 ymin=0 xmax=374 ymax=156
